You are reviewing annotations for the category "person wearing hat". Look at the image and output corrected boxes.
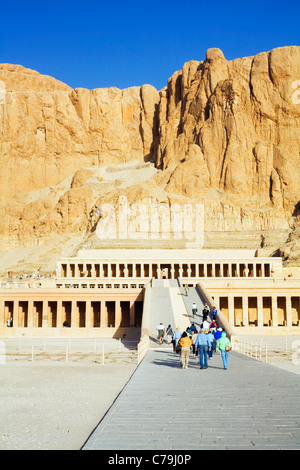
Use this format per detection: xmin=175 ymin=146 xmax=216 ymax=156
xmin=194 ymin=329 xmax=211 ymax=369
xmin=214 ymin=327 xmax=223 ymax=341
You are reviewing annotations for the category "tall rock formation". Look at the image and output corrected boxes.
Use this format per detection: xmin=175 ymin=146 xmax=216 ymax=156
xmin=0 ymin=46 xmax=299 ymax=273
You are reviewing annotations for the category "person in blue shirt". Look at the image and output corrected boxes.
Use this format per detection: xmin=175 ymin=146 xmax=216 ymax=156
xmin=172 ymin=328 xmax=182 ymax=352
xmin=207 ymin=330 xmax=216 ymax=358
xmin=212 ymin=306 xmax=218 ymax=320
xmin=194 ymin=330 xmax=211 ymax=369
xmin=214 ymin=328 xmax=223 ymax=341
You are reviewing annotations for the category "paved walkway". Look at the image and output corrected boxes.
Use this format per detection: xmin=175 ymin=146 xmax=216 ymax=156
xmin=83 ymin=348 xmax=300 ymax=450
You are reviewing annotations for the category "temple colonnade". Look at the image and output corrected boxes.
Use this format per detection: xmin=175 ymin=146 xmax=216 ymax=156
xmin=0 ymin=290 xmax=144 ymax=333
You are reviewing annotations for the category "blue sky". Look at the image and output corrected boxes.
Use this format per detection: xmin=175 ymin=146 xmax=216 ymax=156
xmin=1 ymin=0 xmax=299 ymax=91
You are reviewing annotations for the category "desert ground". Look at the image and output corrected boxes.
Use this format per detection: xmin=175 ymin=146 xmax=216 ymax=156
xmin=0 ymin=340 xmax=138 ymax=450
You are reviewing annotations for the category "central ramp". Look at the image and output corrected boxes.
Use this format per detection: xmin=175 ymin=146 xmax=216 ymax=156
xmin=83 ymin=349 xmax=300 ymax=450
xmin=180 ymin=285 xmax=206 ymax=329
xmin=149 ymin=279 xmax=190 ymax=345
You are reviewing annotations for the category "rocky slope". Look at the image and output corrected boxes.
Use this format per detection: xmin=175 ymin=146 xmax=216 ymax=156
xmin=0 ymin=46 xmax=299 ymax=274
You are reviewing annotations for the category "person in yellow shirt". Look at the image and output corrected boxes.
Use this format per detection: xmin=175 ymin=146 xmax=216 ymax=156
xmin=178 ymin=332 xmax=192 ymax=369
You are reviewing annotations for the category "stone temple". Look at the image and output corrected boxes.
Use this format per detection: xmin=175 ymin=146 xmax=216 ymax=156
xmin=1 ymin=218 xmax=299 ymax=355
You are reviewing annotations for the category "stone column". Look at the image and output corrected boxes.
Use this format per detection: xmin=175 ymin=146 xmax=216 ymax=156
xmin=47 ymin=302 xmax=52 ymax=328
xmin=32 ymin=301 xmax=38 ymax=328
xmin=27 ymin=300 xmax=34 ymax=328
xmin=242 ymin=295 xmax=249 ymax=327
xmin=108 ymin=263 xmax=112 ymax=279
xmin=91 ymin=264 xmax=96 ymax=278
xmin=171 ymin=264 xmax=175 ymax=279
xmin=157 ymin=265 xmax=161 ymax=279
xmin=271 ymin=296 xmax=278 ymax=327
xmin=42 ymin=301 xmax=48 ymax=328
xmin=130 ymin=300 xmax=135 ymax=326
xmin=228 ymin=296 xmax=234 ymax=327
xmin=257 ymin=296 xmax=263 ymax=328
xmin=13 ymin=300 xmax=19 ymax=327
xmin=179 ymin=264 xmax=183 ymax=278
xmin=66 ymin=264 xmax=71 ymax=278
xmin=71 ymin=300 xmax=78 ymax=328
xmin=100 ymin=301 xmax=106 ymax=328
xmin=187 ymin=264 xmax=191 ymax=278
xmin=212 ymin=264 xmax=216 ymax=278
xmin=254 ymin=264 xmax=258 ymax=278
xmin=124 ymin=264 xmax=128 ymax=279
xmin=98 ymin=263 xmax=102 ymax=278
xmin=115 ymin=300 xmax=121 ymax=328
xmin=286 ymin=296 xmax=292 ymax=328
xmin=86 ymin=301 xmax=92 ymax=328
xmin=74 ymin=264 xmax=79 ymax=278
xmin=57 ymin=301 xmax=63 ymax=328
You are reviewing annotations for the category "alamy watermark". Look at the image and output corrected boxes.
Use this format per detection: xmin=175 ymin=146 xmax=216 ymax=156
xmin=94 ymin=196 xmax=204 ymax=245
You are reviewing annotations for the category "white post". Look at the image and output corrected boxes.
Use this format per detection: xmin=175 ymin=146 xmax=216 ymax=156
xmin=260 ymin=339 xmax=262 ymax=361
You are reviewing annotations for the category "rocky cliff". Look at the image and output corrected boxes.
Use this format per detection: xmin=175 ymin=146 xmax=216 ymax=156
xmin=0 ymin=46 xmax=299 ymax=274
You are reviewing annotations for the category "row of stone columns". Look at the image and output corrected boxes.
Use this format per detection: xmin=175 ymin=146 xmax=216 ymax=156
xmin=58 ymin=261 xmax=272 ymax=279
xmin=214 ymin=294 xmax=300 ymax=328
xmin=0 ymin=299 xmax=138 ymax=329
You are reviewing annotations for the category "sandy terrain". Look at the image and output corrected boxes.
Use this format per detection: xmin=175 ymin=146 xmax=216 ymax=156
xmin=0 ymin=358 xmax=137 ymax=450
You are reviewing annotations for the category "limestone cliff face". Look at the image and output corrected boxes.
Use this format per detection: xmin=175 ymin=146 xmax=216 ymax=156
xmin=0 ymin=63 xmax=160 ymax=198
xmin=156 ymin=47 xmax=300 ymax=216
xmin=0 ymin=46 xmax=299 ymax=272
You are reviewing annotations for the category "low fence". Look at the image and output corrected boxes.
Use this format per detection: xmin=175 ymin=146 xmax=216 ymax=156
xmin=232 ymin=337 xmax=270 ymax=362
xmin=231 ymin=336 xmax=299 ymax=364
xmin=1 ymin=338 xmax=139 ymax=364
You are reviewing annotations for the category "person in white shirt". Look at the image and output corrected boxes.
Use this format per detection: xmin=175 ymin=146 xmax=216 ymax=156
xmin=156 ymin=323 xmax=166 ymax=344
xmin=192 ymin=302 xmax=198 ymax=318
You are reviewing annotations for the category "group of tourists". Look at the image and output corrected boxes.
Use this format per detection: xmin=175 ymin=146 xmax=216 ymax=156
xmin=175 ymin=327 xmax=232 ymax=370
xmin=156 ymin=302 xmax=232 ymax=370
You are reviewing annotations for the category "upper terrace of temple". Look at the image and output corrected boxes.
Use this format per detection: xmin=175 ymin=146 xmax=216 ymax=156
xmin=55 ymin=249 xmax=283 ymax=287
